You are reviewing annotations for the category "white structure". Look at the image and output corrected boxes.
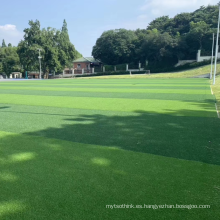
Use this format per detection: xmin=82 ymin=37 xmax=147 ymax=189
xmin=175 ymin=49 xmax=220 ymax=67
xmin=10 ymin=72 xmax=22 ymax=79
xmin=139 ymin=62 xmax=141 ymax=69
xmin=128 ymin=69 xmax=144 ymax=72
xmin=126 ymin=63 xmax=144 ymax=72
xmin=175 ymin=60 xmax=196 ymax=67
xmin=197 ymin=50 xmax=220 ymax=62
xmin=213 ymin=3 xmax=220 ymax=85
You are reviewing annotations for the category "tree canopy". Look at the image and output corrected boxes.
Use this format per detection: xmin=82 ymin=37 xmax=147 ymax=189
xmin=0 ymin=46 xmax=21 ymax=75
xmin=92 ymin=29 xmax=137 ymax=65
xmin=17 ymin=19 xmax=81 ymax=77
xmin=92 ymin=4 xmax=219 ymax=70
xmin=1 ymin=19 xmax=81 ymax=76
xmin=2 ymin=39 xmax=7 ymax=48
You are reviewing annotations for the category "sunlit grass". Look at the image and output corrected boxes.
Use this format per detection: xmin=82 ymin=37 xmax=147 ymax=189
xmin=0 ymin=78 xmax=219 ymax=220
xmin=0 ymin=94 xmax=216 ymax=117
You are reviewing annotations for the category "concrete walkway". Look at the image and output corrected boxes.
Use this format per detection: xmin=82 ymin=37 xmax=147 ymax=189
xmin=191 ymin=73 xmax=210 ymax=78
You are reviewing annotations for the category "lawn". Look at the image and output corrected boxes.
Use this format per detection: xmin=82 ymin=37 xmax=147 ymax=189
xmin=0 ymin=78 xmax=220 ymax=220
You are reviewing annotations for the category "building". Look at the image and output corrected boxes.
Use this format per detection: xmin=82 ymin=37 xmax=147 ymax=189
xmin=10 ymin=72 xmax=22 ymax=79
xmin=63 ymin=57 xmax=102 ymax=74
xmin=28 ymin=72 xmax=40 ymax=79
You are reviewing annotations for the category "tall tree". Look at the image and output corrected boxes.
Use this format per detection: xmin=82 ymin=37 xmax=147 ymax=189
xmin=92 ymin=29 xmax=137 ymax=65
xmin=187 ymin=21 xmax=212 ymax=50
xmin=58 ymin=19 xmax=76 ymax=67
xmin=0 ymin=46 xmax=21 ymax=75
xmin=17 ymin=19 xmax=80 ymax=77
xmin=61 ymin=19 xmax=68 ymax=35
xmin=17 ymin=20 xmax=42 ymax=72
xmin=2 ymin=39 xmax=7 ymax=48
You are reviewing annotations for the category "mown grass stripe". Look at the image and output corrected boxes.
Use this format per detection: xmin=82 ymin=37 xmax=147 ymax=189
xmin=0 ymin=94 xmax=216 ymax=117
xmin=0 ymin=82 xmax=210 ymax=86
xmin=0 ymin=89 xmax=214 ymax=102
xmin=0 ymin=84 xmax=210 ymax=90
xmin=0 ymin=86 xmax=210 ymax=94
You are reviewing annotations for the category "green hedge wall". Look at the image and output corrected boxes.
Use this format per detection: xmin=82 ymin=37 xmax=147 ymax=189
xmin=104 ymin=64 xmax=127 ymax=71
xmin=75 ymin=71 xmax=147 ymax=78
xmin=147 ymin=59 xmax=215 ymax=73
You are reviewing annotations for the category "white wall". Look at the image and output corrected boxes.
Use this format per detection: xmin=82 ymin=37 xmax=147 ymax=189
xmin=175 ymin=60 xmax=196 ymax=67
xmin=197 ymin=50 xmax=220 ymax=62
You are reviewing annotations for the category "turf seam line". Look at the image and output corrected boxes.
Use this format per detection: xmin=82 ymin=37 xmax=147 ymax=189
xmin=215 ymin=103 xmax=220 ymax=119
xmin=211 ymin=86 xmax=219 ymax=119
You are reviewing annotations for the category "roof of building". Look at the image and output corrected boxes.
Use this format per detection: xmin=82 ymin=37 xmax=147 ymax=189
xmin=73 ymin=57 xmax=101 ymax=63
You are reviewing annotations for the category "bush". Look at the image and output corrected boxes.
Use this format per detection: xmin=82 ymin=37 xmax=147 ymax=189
xmin=147 ymin=59 xmax=216 ymax=73
xmin=75 ymin=71 xmax=147 ymax=78
xmin=104 ymin=63 xmax=142 ymax=71
xmin=104 ymin=64 xmax=127 ymax=71
xmin=104 ymin=65 xmax=115 ymax=71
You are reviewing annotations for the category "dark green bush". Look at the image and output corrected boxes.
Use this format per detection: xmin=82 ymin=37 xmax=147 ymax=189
xmin=104 ymin=64 xmax=127 ymax=71
xmin=75 ymin=71 xmax=147 ymax=78
xmin=146 ymin=59 xmax=217 ymax=73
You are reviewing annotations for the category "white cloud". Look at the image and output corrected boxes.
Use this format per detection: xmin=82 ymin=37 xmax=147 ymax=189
xmin=137 ymin=14 xmax=148 ymax=20
xmin=0 ymin=24 xmax=23 ymax=46
xmin=140 ymin=0 xmax=219 ymax=16
xmin=80 ymin=0 xmax=220 ymax=56
xmin=0 ymin=24 xmax=17 ymax=31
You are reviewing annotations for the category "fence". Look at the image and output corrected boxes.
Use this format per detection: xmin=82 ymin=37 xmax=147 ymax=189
xmin=103 ymin=63 xmax=143 ymax=72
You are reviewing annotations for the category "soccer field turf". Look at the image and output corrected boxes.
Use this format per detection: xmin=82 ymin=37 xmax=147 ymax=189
xmin=0 ymin=78 xmax=219 ymax=220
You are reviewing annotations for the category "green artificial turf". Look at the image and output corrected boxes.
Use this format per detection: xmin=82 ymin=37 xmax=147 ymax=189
xmin=0 ymin=78 xmax=219 ymax=220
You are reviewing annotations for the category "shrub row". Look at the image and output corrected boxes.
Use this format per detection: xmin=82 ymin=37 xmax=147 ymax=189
xmin=75 ymin=71 xmax=148 ymax=78
xmin=147 ymin=59 xmax=216 ymax=73
xmin=104 ymin=64 xmax=127 ymax=71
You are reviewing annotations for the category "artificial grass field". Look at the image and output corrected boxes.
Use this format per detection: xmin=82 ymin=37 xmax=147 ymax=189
xmin=0 ymin=78 xmax=219 ymax=220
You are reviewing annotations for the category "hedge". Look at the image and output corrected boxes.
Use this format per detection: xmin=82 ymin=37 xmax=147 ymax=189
xmin=75 ymin=71 xmax=148 ymax=78
xmin=147 ymin=59 xmax=217 ymax=73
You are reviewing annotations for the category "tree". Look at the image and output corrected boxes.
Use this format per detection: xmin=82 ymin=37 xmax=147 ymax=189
xmin=147 ymin=16 xmax=171 ymax=32
xmin=0 ymin=47 xmax=21 ymax=76
xmin=40 ymin=27 xmax=61 ymax=77
xmin=8 ymin=43 xmax=12 ymax=47
xmin=57 ymin=19 xmax=77 ymax=69
xmin=92 ymin=29 xmax=137 ymax=65
xmin=17 ymin=20 xmax=42 ymax=72
xmin=188 ymin=21 xmax=212 ymax=50
xmin=17 ymin=19 xmax=80 ymax=77
xmin=140 ymin=29 xmax=177 ymax=68
xmin=2 ymin=39 xmax=7 ymax=48
xmin=91 ymin=3 xmax=220 ymax=70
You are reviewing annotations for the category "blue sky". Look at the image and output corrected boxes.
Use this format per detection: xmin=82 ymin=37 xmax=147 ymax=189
xmin=0 ymin=0 xmax=219 ymax=56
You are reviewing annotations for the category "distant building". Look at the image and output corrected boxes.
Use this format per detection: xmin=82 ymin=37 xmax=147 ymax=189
xmin=10 ymin=72 xmax=22 ymax=79
xmin=28 ymin=72 xmax=40 ymax=79
xmin=64 ymin=57 xmax=102 ymax=74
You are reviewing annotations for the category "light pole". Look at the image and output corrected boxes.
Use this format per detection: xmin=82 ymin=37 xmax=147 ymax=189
xmin=37 ymin=48 xmax=42 ymax=79
xmin=213 ymin=2 xmax=220 ymax=85
xmin=210 ymin=33 xmax=214 ymax=80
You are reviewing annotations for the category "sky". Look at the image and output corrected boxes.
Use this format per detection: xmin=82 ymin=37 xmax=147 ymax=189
xmin=0 ymin=0 xmax=219 ymax=57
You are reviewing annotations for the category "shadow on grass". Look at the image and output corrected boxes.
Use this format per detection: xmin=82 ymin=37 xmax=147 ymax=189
xmin=0 ymin=106 xmax=10 ymax=110
xmin=22 ymin=110 xmax=220 ymax=166
xmin=0 ymin=109 xmax=220 ymax=219
xmin=0 ymin=127 xmax=220 ymax=220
